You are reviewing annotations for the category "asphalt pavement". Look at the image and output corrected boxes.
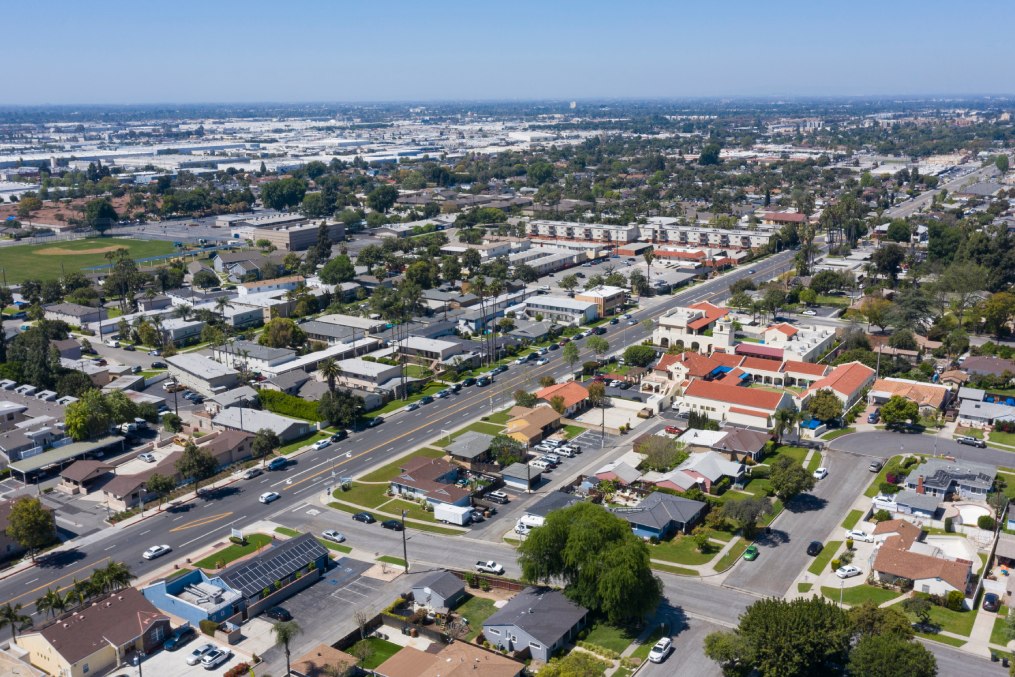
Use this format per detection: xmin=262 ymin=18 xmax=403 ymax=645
xmin=828 ymin=430 xmax=1015 ymax=467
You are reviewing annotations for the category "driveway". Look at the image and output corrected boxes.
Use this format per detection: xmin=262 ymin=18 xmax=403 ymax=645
xmin=722 ymin=449 xmax=871 ymax=597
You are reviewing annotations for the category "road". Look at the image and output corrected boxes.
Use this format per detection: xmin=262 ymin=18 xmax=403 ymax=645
xmin=828 ymin=430 xmax=1015 ymax=468
xmin=722 ymin=449 xmax=873 ymax=598
xmin=883 ymin=163 xmax=999 ymax=219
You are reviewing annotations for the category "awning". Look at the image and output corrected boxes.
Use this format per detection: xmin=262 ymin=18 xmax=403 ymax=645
xmin=9 ymin=436 xmax=123 ymax=476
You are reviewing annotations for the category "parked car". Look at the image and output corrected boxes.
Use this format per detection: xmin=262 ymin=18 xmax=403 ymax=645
xmin=801 ymin=309 xmax=818 ymax=316
xmin=186 ymin=643 xmax=216 ymax=666
xmin=267 ymin=457 xmax=287 ymax=471
xmin=352 ymin=512 xmax=376 ymax=524
xmin=201 ymin=648 xmax=232 ymax=669
xmin=143 ymin=544 xmax=172 ymax=560
xmin=867 ymin=411 xmax=880 ymax=424
xmin=648 ymin=637 xmax=673 ymax=663
xmin=312 ymin=439 xmax=331 ymax=451
xmin=486 ymin=490 xmax=510 ymax=504
xmin=366 ymin=416 xmax=384 ymax=427
xmin=845 ymin=530 xmax=874 ymax=543
xmin=322 ymin=529 xmax=346 ymax=543
xmin=835 ymin=565 xmax=862 ymax=579
xmin=381 ymin=519 xmax=404 ymax=531
xmin=548 ymin=343 xmax=559 ymax=351
xmin=151 ymin=361 xmax=167 ymax=369
xmin=664 ymin=426 xmax=683 ymax=435
xmin=806 ymin=541 xmax=824 ymax=556
xmin=264 ymin=606 xmax=292 ymax=621
xmin=259 ymin=491 xmax=281 ymax=504
xmin=137 ymin=452 xmax=156 ymax=463
xmin=242 ymin=467 xmax=263 ymax=480
xmin=330 ymin=430 xmax=348 ymax=442
xmin=406 ymin=402 xmax=420 ymax=411
xmin=476 ymin=377 xmax=491 ymax=387
xmin=868 ymin=460 xmax=883 ymax=472
xmin=956 ymin=435 xmax=986 ymax=448
xmin=813 ymin=467 xmax=828 ymax=480
xmin=164 ymin=625 xmax=196 ymax=651
xmin=420 ymin=395 xmax=434 ymax=404
xmin=983 ymin=592 xmax=1002 ymax=612
xmin=610 ymin=318 xmax=619 ymax=325
xmin=535 ymin=357 xmax=549 ymax=366
xmin=742 ymin=545 xmax=759 ymax=561
xmin=462 ymin=378 xmax=477 ymax=387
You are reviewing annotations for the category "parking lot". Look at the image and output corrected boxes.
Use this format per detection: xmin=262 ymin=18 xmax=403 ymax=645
xmin=138 ymin=635 xmax=249 ymax=677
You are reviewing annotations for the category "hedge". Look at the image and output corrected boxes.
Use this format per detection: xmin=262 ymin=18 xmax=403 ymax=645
xmin=258 ymin=389 xmax=323 ymax=422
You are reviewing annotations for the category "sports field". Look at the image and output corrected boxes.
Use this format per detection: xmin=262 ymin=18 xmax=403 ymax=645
xmin=0 ymin=238 xmax=176 ymax=282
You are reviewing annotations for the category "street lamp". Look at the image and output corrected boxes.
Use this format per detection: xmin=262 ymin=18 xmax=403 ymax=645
xmin=400 ymin=510 xmax=409 ymax=573
xmin=133 ymin=650 xmax=145 ymax=677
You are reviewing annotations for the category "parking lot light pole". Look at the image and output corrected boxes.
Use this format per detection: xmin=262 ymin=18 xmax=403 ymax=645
xmin=401 ymin=510 xmax=409 ymax=573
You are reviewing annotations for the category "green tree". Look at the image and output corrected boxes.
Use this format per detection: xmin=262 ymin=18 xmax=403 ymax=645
xmin=699 ymin=143 xmax=721 ymax=166
xmin=175 ymin=440 xmax=217 ymax=493
xmin=720 ymin=497 xmax=772 ymax=538
xmin=623 ymin=344 xmax=657 ymax=367
xmin=558 ymin=274 xmax=580 ymax=293
xmin=872 ymin=244 xmax=906 ymax=286
xmin=539 ymin=652 xmax=609 ymax=677
xmin=771 ymin=407 xmax=799 ymax=444
xmin=769 ymin=456 xmax=817 ymax=501
xmin=252 ymin=428 xmax=281 ymax=468
xmin=64 ymin=389 xmax=112 ymax=441
xmin=980 ymin=291 xmax=1015 ymax=338
xmin=861 ymin=297 xmax=893 ymax=332
xmin=319 ymin=254 xmax=355 ymax=284
xmin=513 ymin=389 xmax=538 ymax=407
xmin=272 ymin=620 xmax=302 ymax=677
xmin=902 ymin=596 xmax=933 ymax=626
xmin=300 ymin=192 xmax=328 ymax=218
xmin=562 ymin=342 xmax=580 ymax=371
xmin=146 ymin=473 xmax=175 ymax=510
xmin=319 ymin=358 xmax=341 ymax=394
xmin=996 ymin=155 xmax=1010 ymax=173
xmin=519 ymin=503 xmax=661 ymax=624
xmin=0 ymin=602 xmax=31 ymax=642
xmin=367 ymin=185 xmax=399 ymax=213
xmin=318 ymin=390 xmax=365 ymax=428
xmin=885 ymin=220 xmax=911 ymax=243
xmin=259 ymin=317 xmax=306 ymax=349
xmin=161 ymin=412 xmax=183 ymax=432
xmin=6 ymin=497 xmax=56 ymax=561
xmin=847 ymin=602 xmax=914 ymax=640
xmin=806 ymin=388 xmax=843 ymax=422
xmin=260 ymin=177 xmax=307 ymax=210
xmin=879 ymin=395 xmax=919 ymax=429
xmin=798 ymin=287 xmax=817 ymax=306
xmin=488 ymin=436 xmax=526 ymax=466
xmin=35 ymin=588 xmax=67 ymax=619
xmin=192 ymin=269 xmax=218 ymax=289
xmin=847 ymin=634 xmax=936 ymax=677
xmin=634 ymin=435 xmax=687 ymax=471
xmin=83 ymin=198 xmax=118 ymax=235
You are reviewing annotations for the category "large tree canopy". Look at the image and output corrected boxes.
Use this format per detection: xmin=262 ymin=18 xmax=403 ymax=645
xmin=518 ymin=502 xmax=661 ymax=625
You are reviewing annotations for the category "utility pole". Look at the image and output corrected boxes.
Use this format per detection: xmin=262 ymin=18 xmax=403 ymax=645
xmin=401 ymin=509 xmax=409 ymax=573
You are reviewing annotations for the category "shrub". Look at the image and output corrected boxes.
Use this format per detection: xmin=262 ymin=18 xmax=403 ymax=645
xmin=944 ymin=590 xmax=965 ymax=611
xmin=480 ymin=579 xmax=491 ymax=592
xmin=199 ymin=619 xmax=219 ymax=636
xmin=257 ymin=388 xmax=323 ymax=422
xmin=830 ymin=558 xmax=842 ymax=572
xmin=845 ymin=538 xmax=854 ymax=551
xmin=749 ymin=465 xmax=770 ymax=479
xmin=465 ymin=572 xmax=478 ymax=588
xmin=878 ymin=482 xmax=901 ymax=495
xmin=977 ymin=515 xmax=996 ymax=531
xmin=225 ymin=663 xmax=251 ymax=677
xmin=873 ymin=509 xmax=892 ymax=523
xmin=229 ymin=535 xmax=246 ymax=545
xmin=944 ymin=516 xmax=954 ymax=533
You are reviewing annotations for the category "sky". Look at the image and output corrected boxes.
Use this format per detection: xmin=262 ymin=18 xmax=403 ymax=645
xmin=6 ymin=0 xmax=1015 ymax=105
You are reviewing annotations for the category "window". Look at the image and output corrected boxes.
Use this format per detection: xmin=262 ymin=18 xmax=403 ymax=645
xmin=529 ymin=641 xmax=542 ymax=650
xmin=487 ymin=628 xmax=500 ymax=635
xmin=83 ymin=665 xmax=89 ymax=674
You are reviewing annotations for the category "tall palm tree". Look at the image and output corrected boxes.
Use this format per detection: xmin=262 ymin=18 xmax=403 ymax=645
xmin=320 ymin=358 xmax=340 ymax=394
xmin=272 ymin=620 xmax=302 ymax=677
xmin=0 ymin=602 xmax=31 ymax=642
xmin=643 ymin=250 xmax=655 ymax=289
xmin=35 ymin=588 xmax=65 ymax=619
xmin=214 ymin=296 xmax=233 ymax=321
xmin=771 ymin=407 xmax=800 ymax=445
xmin=175 ymin=303 xmax=193 ymax=322
xmin=100 ymin=561 xmax=134 ymax=591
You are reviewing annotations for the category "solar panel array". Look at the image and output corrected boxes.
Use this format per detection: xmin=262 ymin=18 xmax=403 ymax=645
xmin=220 ymin=533 xmax=328 ymax=598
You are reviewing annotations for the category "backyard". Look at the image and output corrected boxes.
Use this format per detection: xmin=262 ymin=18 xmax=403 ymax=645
xmin=455 ymin=594 xmax=499 ymax=641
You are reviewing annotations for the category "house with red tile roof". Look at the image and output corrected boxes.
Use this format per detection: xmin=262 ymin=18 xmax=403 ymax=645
xmin=681 ymin=378 xmax=794 ymax=428
xmin=868 ymin=377 xmax=951 ymax=415
xmin=653 ymin=302 xmax=734 ymax=354
xmin=798 ymin=361 xmax=876 ymax=411
xmin=535 ymin=381 xmax=590 ymax=417
xmin=869 ymin=520 xmax=972 ymax=601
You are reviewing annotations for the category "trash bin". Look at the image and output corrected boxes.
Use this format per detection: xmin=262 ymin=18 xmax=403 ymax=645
xmin=1004 ymin=657 xmax=1010 ymax=668
xmin=991 ymin=652 xmax=999 ymax=662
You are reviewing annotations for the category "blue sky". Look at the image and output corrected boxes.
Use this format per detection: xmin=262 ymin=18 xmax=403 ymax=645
xmin=7 ymin=0 xmax=1014 ymax=104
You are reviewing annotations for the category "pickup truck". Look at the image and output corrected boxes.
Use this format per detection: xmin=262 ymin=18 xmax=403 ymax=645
xmin=475 ymin=560 xmax=505 ymax=575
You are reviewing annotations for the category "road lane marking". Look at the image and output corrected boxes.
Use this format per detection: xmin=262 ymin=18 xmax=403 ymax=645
xmin=179 ymin=517 xmax=246 ymax=548
xmin=24 ymin=578 xmax=38 ymax=585
xmin=169 ymin=511 xmax=234 ymax=533
xmin=139 ymin=529 xmax=150 ymax=535
xmin=105 ymin=545 xmax=117 ymax=551
xmin=1 ymin=557 xmax=110 ymax=606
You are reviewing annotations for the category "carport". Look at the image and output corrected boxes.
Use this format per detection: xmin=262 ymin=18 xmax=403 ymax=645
xmin=8 ymin=435 xmax=124 ymax=483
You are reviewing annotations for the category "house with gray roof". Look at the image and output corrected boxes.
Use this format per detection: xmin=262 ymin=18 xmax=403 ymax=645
xmin=521 ymin=491 xmax=583 ymax=527
xmin=483 ymin=587 xmax=588 ymax=662
xmin=445 ymin=431 xmax=495 ymax=465
xmin=903 ymin=458 xmax=996 ymax=500
xmin=410 ymin=570 xmax=466 ymax=613
xmin=43 ymin=302 xmax=106 ymax=325
xmin=957 ymin=398 xmax=1015 ymax=429
xmin=612 ymin=492 xmax=706 ymax=538
xmin=873 ymin=489 xmax=943 ymax=520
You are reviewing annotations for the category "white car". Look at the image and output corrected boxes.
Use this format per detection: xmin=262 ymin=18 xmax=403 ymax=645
xmin=648 ymin=637 xmax=673 ymax=663
xmin=322 ymin=529 xmax=346 ymax=543
xmin=802 ymin=309 xmax=817 ymax=316
xmin=845 ymin=530 xmax=874 ymax=543
xmin=142 ymin=544 xmax=171 ymax=560
xmin=312 ymin=439 xmax=331 ymax=451
xmin=813 ymin=467 xmax=828 ymax=480
xmin=201 ymin=648 xmax=231 ymax=670
xmin=186 ymin=643 xmax=216 ymax=666
xmin=835 ymin=565 xmax=862 ymax=579
xmin=609 ymin=380 xmax=623 ymax=387
xmin=259 ymin=491 xmax=281 ymax=504
xmin=514 ymin=356 xmax=528 ymax=365
xmin=535 ymin=358 xmax=549 ymax=366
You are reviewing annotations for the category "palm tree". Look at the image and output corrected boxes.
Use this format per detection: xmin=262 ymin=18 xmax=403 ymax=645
xmin=175 ymin=303 xmax=193 ymax=322
xmin=771 ymin=407 xmax=799 ymax=445
xmin=643 ymin=250 xmax=655 ymax=289
xmin=320 ymin=358 xmax=340 ymax=394
xmin=100 ymin=561 xmax=134 ymax=591
xmin=0 ymin=602 xmax=31 ymax=642
xmin=35 ymin=588 xmax=65 ymax=619
xmin=65 ymin=578 xmax=97 ymax=608
xmin=272 ymin=620 xmax=302 ymax=677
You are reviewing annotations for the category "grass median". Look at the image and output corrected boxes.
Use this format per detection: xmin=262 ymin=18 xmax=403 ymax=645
xmin=807 ymin=540 xmax=841 ymax=575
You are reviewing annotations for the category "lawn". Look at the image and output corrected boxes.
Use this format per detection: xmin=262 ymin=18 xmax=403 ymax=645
xmin=274 ymin=526 xmax=300 ymax=537
xmin=955 ymin=427 xmax=984 ymax=440
xmin=798 ymin=583 xmax=813 ymax=593
xmin=456 ymin=595 xmax=499 ymax=641
xmin=820 ymin=584 xmax=902 ymax=607
xmin=278 ymin=431 xmax=329 ymax=455
xmin=358 ymin=448 xmax=445 ymax=482
xmin=991 ymin=609 xmax=1011 ymax=647
xmin=647 ymin=535 xmax=719 ymax=566
xmin=821 ymin=427 xmax=856 ymax=441
xmin=357 ymin=637 xmax=402 ymax=669
xmin=563 ymin=424 xmax=586 ymax=439
xmin=807 ymin=540 xmax=842 ymax=575
xmin=583 ymin=621 xmax=638 ymax=654
xmin=632 ymin=627 xmax=666 ymax=660
xmin=865 ymin=455 xmax=906 ymax=498
xmin=486 ymin=409 xmax=513 ymax=425
xmin=902 ymin=598 xmax=977 ymax=637
xmin=438 ymin=422 xmax=505 ymax=446
xmin=194 ymin=533 xmax=272 ymax=569
xmin=0 ymin=237 xmax=176 ymax=282
xmin=715 ymin=539 xmax=749 ymax=571
xmin=914 ymin=630 xmax=966 ymax=647
xmin=651 ymin=562 xmax=698 ymax=576
xmin=377 ymin=555 xmax=406 ymax=568
xmin=990 ymin=431 xmax=1015 ymax=447
xmin=364 ymin=383 xmax=445 ymax=418
xmin=841 ymin=509 xmax=864 ymax=530
xmin=764 ymin=445 xmax=807 ymax=466
xmin=275 ymin=526 xmax=353 ymax=553
xmin=806 ymin=452 xmax=823 ymax=473
xmin=999 ymin=472 xmax=1015 ymax=501
xmin=332 ymin=482 xmax=391 ymax=509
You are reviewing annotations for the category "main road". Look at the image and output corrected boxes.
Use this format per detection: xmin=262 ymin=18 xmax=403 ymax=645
xmin=0 ymin=248 xmax=802 ymax=611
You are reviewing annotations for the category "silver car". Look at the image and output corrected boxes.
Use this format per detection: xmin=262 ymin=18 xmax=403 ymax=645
xmin=186 ymin=643 xmax=216 ymax=666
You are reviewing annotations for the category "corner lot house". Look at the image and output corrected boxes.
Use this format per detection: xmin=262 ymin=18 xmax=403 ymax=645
xmin=17 ymin=588 xmax=170 ymax=677
xmin=483 ymin=587 xmax=588 ymax=662
xmin=612 ymin=492 xmax=706 ymax=538
xmin=868 ymin=377 xmax=950 ymax=415
xmin=534 ymin=381 xmax=589 ymax=417
xmin=902 ymin=458 xmax=995 ymax=500
xmin=797 ymin=360 xmax=876 ymax=411
xmin=389 ymin=457 xmax=472 ymax=507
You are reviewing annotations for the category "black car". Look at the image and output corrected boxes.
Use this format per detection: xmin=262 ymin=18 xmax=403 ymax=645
xmin=381 ymin=519 xmax=404 ymax=531
xmin=476 ymin=377 xmax=491 ymax=387
xmin=366 ymin=416 xmax=384 ymax=428
xmin=462 ymin=377 xmax=477 ymax=387
xmin=451 ymin=382 xmax=462 ymax=392
xmin=806 ymin=541 xmax=823 ymax=556
xmin=548 ymin=343 xmax=560 ymax=351
xmin=352 ymin=512 xmax=376 ymax=524
xmin=123 ymin=344 xmax=136 ymax=351
xmin=593 ymin=327 xmax=607 ymax=335
xmin=330 ymin=430 xmax=348 ymax=442
xmin=983 ymin=592 xmax=1001 ymax=612
xmin=264 ymin=606 xmax=292 ymax=621
xmin=610 ymin=318 xmax=619 ymax=325
xmin=492 ymin=365 xmax=508 ymax=375
xmin=151 ymin=361 xmax=167 ymax=369
xmin=164 ymin=625 xmax=196 ymax=651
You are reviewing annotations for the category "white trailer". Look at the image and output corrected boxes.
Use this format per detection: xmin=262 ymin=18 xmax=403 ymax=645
xmin=433 ymin=503 xmax=473 ymax=526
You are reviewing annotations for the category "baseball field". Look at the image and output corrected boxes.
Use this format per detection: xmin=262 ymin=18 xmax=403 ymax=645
xmin=0 ymin=238 xmax=177 ymax=282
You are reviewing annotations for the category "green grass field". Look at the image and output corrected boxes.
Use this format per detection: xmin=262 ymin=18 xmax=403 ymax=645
xmin=0 ymin=237 xmax=176 ymax=282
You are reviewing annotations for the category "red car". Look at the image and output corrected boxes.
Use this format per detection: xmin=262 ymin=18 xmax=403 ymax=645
xmin=665 ymin=426 xmax=683 ymax=435
xmin=558 ymin=338 xmax=570 ymax=346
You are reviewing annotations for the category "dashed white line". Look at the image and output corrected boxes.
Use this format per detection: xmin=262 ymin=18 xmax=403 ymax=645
xmin=105 ymin=545 xmax=117 ymax=551
xmin=139 ymin=529 xmax=151 ymax=535
xmin=24 ymin=577 xmax=38 ymax=585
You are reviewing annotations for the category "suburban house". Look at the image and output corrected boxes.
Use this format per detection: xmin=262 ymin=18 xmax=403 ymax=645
xmin=445 ymin=431 xmax=495 ymax=467
xmin=593 ymin=460 xmax=642 ymax=486
xmin=534 ymin=381 xmax=589 ymax=417
xmin=373 ymin=642 xmax=523 ymax=677
xmin=871 ymin=520 xmax=973 ymax=600
xmin=483 ymin=587 xmax=589 ymax=662
xmin=505 ymin=405 xmax=562 ymax=446
xmin=957 ymin=398 xmax=1015 ymax=429
xmin=333 ymin=358 xmax=402 ymax=390
xmin=962 ymin=356 xmax=1015 ymax=382
xmin=43 ymin=302 xmax=107 ymax=326
xmin=646 ymin=453 xmax=745 ymax=494
xmin=16 ymin=588 xmax=171 ymax=677
xmin=653 ymin=302 xmax=733 ymax=353
xmin=797 ymin=361 xmax=876 ymax=412
xmin=611 ymin=492 xmax=707 ymax=538
xmin=210 ymin=408 xmax=313 ymax=443
xmin=518 ymin=295 xmax=598 ymax=326
xmin=680 ymin=378 xmax=794 ymax=429
xmin=211 ymin=340 xmax=296 ymax=373
xmin=236 ymin=275 xmax=306 ymax=297
xmin=500 ymin=462 xmax=541 ymax=492
xmin=389 ymin=457 xmax=472 ymax=507
xmin=520 ymin=491 xmax=584 ymax=529
xmin=711 ymin=427 xmax=771 ymax=462
xmin=868 ymin=378 xmax=951 ymax=415
xmin=167 ymin=353 xmax=240 ymax=396
xmin=410 ymin=570 xmax=466 ymax=613
xmin=902 ymin=459 xmax=996 ymax=501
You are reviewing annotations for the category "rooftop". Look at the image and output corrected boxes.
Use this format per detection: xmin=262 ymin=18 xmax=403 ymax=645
xmin=483 ymin=587 xmax=587 ymax=646
xmin=219 ymin=533 xmax=328 ymax=598
xmin=167 ymin=353 xmax=238 ymax=380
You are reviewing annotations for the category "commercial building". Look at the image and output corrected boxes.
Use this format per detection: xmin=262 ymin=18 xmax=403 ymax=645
xmin=526 ymin=219 xmax=639 ymax=245
xmin=575 ymin=285 xmax=627 ymax=317
xmin=43 ymin=303 xmax=107 ymax=326
xmin=211 ymin=340 xmax=296 ymax=373
xmin=211 ymin=408 xmax=313 ymax=443
xmin=516 ymin=295 xmax=598 ymax=326
xmin=333 ymin=358 xmax=402 ymax=390
xmin=166 ymin=353 xmax=240 ymax=396
xmin=653 ymin=302 xmax=733 ymax=353
xmin=251 ymin=221 xmax=344 ymax=252
xmin=680 ymin=378 xmax=794 ymax=429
